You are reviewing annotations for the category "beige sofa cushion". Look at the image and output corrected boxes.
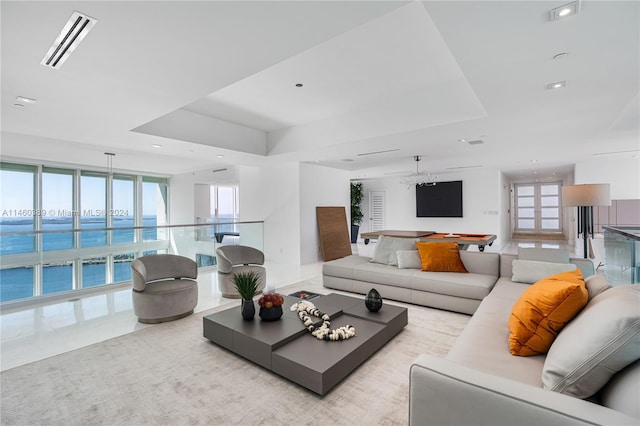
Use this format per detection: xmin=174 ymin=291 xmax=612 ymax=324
xmin=370 ymin=235 xmax=418 ymax=266
xmin=518 ymin=247 xmax=570 ymax=263
xmin=599 ymin=360 xmax=640 ymax=419
xmin=396 ymin=250 xmax=422 ymax=269
xmin=447 ymin=279 xmax=546 ymax=387
xmin=542 ymin=284 xmax=640 ymax=398
xmin=511 ymin=259 xmax=577 ymax=284
xmin=584 ymin=274 xmax=611 ymax=300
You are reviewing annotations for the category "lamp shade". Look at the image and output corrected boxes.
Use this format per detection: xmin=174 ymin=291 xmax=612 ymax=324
xmin=561 ymin=184 xmax=611 ymax=207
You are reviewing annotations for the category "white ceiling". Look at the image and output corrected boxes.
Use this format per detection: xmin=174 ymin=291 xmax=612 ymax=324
xmin=1 ymin=1 xmax=638 ymax=182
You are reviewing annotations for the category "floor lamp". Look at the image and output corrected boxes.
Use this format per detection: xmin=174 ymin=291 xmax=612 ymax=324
xmin=561 ymin=184 xmax=611 ymax=259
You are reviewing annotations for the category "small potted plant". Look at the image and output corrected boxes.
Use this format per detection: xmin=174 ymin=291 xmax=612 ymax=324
xmin=257 ymin=292 xmax=285 ymax=321
xmin=233 ymin=271 xmax=261 ymax=320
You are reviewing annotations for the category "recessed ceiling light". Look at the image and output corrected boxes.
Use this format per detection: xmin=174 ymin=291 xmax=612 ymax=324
xmin=216 ymin=154 xmax=224 ymax=158
xmin=546 ymin=81 xmax=567 ymax=90
xmin=152 ymin=144 xmax=162 ymax=148
xmin=530 ymin=159 xmax=538 ymax=163
xmin=16 ymin=96 xmax=37 ymax=104
xmin=458 ymin=138 xmax=467 ymax=142
xmin=549 ymin=1 xmax=580 ymax=21
xmin=295 ymin=83 xmax=303 ymax=88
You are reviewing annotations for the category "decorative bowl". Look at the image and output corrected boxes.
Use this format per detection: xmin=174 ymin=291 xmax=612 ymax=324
xmin=259 ymin=305 xmax=283 ymax=321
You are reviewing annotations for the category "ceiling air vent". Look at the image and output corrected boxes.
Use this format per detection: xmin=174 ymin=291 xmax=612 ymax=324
xmin=41 ymin=11 xmax=97 ymax=70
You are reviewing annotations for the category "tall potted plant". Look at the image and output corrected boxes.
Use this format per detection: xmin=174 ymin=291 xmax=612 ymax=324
xmin=350 ymin=182 xmax=364 ymax=244
xmin=233 ymin=271 xmax=261 ymax=320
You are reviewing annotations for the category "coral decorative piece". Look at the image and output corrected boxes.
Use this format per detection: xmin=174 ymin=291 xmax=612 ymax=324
xmin=258 ymin=293 xmax=284 ymax=309
xmin=290 ymin=300 xmax=356 ymax=341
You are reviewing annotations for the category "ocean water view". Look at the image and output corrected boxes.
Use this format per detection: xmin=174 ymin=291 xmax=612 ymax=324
xmin=0 ymin=216 xmax=158 ymax=302
xmin=0 ymin=216 xmax=239 ymax=302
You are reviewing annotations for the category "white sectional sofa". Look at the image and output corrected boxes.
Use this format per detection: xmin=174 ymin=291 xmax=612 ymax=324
xmin=323 ymin=250 xmax=500 ymax=315
xmin=409 ymin=254 xmax=640 ymax=425
xmin=322 ymin=243 xmax=640 ymax=425
xmin=322 ymin=242 xmax=594 ymax=315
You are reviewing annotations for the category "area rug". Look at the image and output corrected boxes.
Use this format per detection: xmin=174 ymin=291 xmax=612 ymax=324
xmin=0 ymin=282 xmax=469 ymax=426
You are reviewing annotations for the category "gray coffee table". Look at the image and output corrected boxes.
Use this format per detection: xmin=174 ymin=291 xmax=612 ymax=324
xmin=203 ymin=293 xmax=408 ymax=395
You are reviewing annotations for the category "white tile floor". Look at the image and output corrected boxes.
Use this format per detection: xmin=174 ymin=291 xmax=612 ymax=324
xmin=0 ymin=239 xmax=584 ymax=372
xmin=0 ymin=260 xmax=323 ymax=371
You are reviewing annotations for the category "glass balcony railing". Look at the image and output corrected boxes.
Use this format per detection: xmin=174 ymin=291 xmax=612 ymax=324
xmin=0 ymin=221 xmax=264 ymax=304
xmin=603 ymin=226 xmax=640 ymax=285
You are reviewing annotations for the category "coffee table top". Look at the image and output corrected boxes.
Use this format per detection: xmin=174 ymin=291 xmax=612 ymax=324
xmin=203 ymin=292 xmax=408 ymax=395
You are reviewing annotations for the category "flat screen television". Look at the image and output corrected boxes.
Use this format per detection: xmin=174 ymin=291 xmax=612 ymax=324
xmin=416 ymin=180 xmax=463 ymax=218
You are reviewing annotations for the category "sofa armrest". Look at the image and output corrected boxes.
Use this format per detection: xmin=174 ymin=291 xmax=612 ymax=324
xmin=409 ymin=355 xmax=638 ymax=426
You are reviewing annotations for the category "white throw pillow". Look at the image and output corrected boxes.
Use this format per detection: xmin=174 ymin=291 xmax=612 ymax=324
xmin=511 ymin=259 xmax=577 ymax=284
xmin=370 ymin=235 xmax=418 ymax=266
xmin=584 ymin=274 xmax=611 ymax=300
xmin=396 ymin=250 xmax=422 ymax=269
xmin=542 ymin=284 xmax=640 ymax=399
xmin=518 ymin=248 xmax=570 ymax=264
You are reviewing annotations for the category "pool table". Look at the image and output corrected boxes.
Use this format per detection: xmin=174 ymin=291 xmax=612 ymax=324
xmin=361 ymin=230 xmax=496 ymax=252
xmin=420 ymin=233 xmax=497 ymax=252
xmin=361 ymin=230 xmax=434 ymax=245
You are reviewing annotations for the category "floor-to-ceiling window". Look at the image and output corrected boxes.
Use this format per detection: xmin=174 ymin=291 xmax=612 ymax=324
xmin=42 ymin=167 xmax=75 ymax=251
xmin=0 ymin=163 xmax=36 ymax=300
xmin=0 ymin=161 xmax=170 ymax=302
xmin=112 ymin=175 xmax=136 ymax=282
xmin=211 ymin=185 xmax=239 ymax=233
xmin=42 ymin=167 xmax=75 ymax=294
xmin=112 ymin=174 xmax=135 ymax=244
xmin=142 ymin=177 xmax=168 ymax=242
xmin=80 ymin=172 xmax=107 ymax=248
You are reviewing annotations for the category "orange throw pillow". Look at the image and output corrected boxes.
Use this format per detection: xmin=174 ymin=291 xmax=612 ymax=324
xmin=415 ymin=242 xmax=468 ymax=273
xmin=509 ymin=269 xmax=588 ymax=356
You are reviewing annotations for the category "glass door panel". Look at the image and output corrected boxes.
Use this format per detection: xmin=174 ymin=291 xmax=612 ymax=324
xmin=515 ymin=182 xmax=562 ymax=233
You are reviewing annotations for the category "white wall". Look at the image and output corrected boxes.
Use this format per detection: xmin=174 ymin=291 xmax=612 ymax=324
xmin=499 ymin=172 xmax=511 ymax=243
xmin=299 ymin=163 xmax=351 ymax=264
xmin=171 ymin=163 xmax=348 ymax=266
xmin=575 ymin=157 xmax=640 ymax=199
xmin=239 ymin=163 xmax=301 ymax=265
xmin=359 ymin=168 xmax=504 ymax=250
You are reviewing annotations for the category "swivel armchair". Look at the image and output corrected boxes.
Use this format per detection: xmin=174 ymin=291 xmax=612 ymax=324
xmin=216 ymin=245 xmax=266 ymax=298
xmin=131 ymin=254 xmax=198 ymax=323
